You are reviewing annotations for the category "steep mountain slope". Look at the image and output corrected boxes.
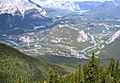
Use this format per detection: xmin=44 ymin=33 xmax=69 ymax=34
xmin=0 ymin=43 xmax=67 ymax=82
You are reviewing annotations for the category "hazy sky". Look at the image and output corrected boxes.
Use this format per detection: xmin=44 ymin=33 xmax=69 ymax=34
xmin=56 ymin=0 xmax=113 ymax=2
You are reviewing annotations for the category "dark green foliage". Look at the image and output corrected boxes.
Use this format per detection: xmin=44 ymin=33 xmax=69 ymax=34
xmin=0 ymin=43 xmax=34 ymax=82
xmin=0 ymin=43 xmax=67 ymax=83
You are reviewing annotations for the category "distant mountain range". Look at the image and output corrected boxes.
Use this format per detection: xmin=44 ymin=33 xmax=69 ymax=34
xmin=83 ymin=0 xmax=120 ymax=19
xmin=75 ymin=1 xmax=103 ymax=10
xmin=31 ymin=0 xmax=81 ymax=11
xmin=0 ymin=0 xmax=81 ymax=16
xmin=0 ymin=0 xmax=120 ymax=16
xmin=0 ymin=0 xmax=120 ymax=18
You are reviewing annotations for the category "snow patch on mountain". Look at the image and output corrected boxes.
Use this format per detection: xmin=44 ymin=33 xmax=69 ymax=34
xmin=106 ymin=30 xmax=120 ymax=44
xmin=0 ymin=0 xmax=46 ymax=16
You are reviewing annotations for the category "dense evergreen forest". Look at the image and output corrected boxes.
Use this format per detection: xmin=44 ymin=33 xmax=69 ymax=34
xmin=48 ymin=55 xmax=120 ymax=83
xmin=0 ymin=43 xmax=67 ymax=83
xmin=0 ymin=43 xmax=120 ymax=83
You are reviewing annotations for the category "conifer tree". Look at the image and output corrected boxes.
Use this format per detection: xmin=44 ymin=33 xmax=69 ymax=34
xmin=48 ymin=68 xmax=54 ymax=83
xmin=85 ymin=54 xmax=102 ymax=83
xmin=78 ymin=64 xmax=84 ymax=83
xmin=108 ymin=58 xmax=116 ymax=75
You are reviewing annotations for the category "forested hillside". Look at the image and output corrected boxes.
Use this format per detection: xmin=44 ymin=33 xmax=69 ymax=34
xmin=0 ymin=43 xmax=67 ymax=83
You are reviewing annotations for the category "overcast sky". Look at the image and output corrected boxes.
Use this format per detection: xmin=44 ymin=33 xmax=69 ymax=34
xmin=56 ymin=0 xmax=113 ymax=2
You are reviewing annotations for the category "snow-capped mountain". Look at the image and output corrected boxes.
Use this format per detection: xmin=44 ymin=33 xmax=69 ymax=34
xmin=0 ymin=0 xmax=46 ymax=16
xmin=31 ymin=0 xmax=80 ymax=11
xmin=106 ymin=30 xmax=120 ymax=44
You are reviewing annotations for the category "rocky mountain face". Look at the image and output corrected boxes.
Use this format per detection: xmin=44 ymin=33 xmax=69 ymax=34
xmin=0 ymin=0 xmax=46 ymax=16
xmin=0 ymin=0 xmax=54 ymax=37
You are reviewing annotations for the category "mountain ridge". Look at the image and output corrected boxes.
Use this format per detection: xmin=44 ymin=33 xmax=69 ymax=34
xmin=31 ymin=0 xmax=81 ymax=11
